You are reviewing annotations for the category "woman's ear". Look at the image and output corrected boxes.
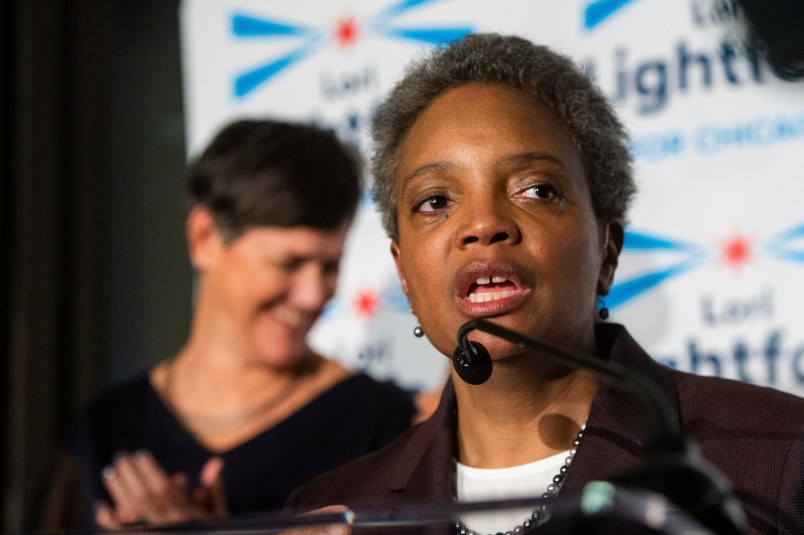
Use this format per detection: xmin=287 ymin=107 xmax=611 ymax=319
xmin=390 ymin=240 xmax=410 ymax=296
xmin=597 ymin=218 xmax=625 ymax=297
xmin=187 ymin=206 xmax=223 ymax=271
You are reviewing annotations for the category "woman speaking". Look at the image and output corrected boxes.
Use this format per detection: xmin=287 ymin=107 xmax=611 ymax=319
xmin=286 ymin=33 xmax=804 ymax=534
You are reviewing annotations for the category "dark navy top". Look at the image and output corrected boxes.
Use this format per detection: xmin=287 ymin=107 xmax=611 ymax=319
xmin=67 ymin=372 xmax=416 ymax=526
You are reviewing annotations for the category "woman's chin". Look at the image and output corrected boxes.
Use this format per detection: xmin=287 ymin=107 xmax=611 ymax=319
xmin=467 ymin=336 xmax=524 ymax=362
xmin=251 ymin=339 xmax=308 ymax=370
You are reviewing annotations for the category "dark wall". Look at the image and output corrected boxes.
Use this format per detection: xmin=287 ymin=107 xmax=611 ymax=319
xmin=1 ymin=0 xmax=191 ymax=530
xmin=97 ymin=0 xmax=192 ymax=384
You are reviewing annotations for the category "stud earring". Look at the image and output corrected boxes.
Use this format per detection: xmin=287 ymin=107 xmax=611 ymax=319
xmin=410 ymin=308 xmax=425 ymax=337
xmin=597 ymin=296 xmax=610 ymax=320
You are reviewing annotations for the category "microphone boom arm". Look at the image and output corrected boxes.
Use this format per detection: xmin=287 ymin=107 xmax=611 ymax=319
xmin=457 ymin=319 xmax=681 ymax=449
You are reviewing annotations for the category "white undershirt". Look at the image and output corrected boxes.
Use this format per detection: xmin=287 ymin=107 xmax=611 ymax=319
xmin=455 ymin=451 xmax=568 ymax=534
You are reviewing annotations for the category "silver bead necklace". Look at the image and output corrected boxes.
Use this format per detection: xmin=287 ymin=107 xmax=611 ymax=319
xmin=452 ymin=423 xmax=586 ymax=535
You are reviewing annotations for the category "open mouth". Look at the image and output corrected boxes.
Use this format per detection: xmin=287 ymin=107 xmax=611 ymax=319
xmin=468 ymin=275 xmax=518 ymax=303
xmin=455 ymin=262 xmax=530 ymax=316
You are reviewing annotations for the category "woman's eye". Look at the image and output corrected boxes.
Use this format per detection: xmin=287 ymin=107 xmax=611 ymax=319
xmin=415 ymin=195 xmax=449 ymax=212
xmin=521 ymin=184 xmax=560 ymax=201
xmin=323 ymin=260 xmax=340 ymax=276
xmin=276 ymin=258 xmax=302 ymax=273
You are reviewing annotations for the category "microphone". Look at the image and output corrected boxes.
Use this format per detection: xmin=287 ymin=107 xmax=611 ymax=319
xmin=453 ymin=318 xmax=746 ymax=535
xmin=452 ymin=337 xmax=493 ymax=385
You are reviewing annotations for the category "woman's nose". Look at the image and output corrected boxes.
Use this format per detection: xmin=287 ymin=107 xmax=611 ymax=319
xmin=289 ymin=264 xmax=333 ymax=312
xmin=456 ymin=197 xmax=521 ymax=248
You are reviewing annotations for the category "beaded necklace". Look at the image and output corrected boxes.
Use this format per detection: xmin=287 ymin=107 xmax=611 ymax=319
xmin=452 ymin=423 xmax=586 ymax=535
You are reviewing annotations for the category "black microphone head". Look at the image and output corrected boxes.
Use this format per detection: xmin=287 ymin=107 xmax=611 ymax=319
xmin=452 ymin=341 xmax=493 ymax=385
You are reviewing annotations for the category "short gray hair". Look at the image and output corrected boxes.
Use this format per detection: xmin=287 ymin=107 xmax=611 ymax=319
xmin=370 ymin=33 xmax=635 ymax=241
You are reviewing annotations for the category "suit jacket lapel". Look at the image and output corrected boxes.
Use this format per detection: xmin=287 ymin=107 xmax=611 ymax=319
xmin=378 ymin=381 xmax=457 ymax=534
xmin=564 ymin=323 xmax=682 ymax=489
xmin=387 ymin=381 xmax=457 ymax=500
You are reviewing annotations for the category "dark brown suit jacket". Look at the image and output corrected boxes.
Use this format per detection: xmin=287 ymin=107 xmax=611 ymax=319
xmin=287 ymin=324 xmax=804 ymax=534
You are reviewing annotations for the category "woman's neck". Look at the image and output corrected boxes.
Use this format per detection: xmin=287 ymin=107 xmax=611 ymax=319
xmin=453 ymin=358 xmax=598 ymax=468
xmin=172 ymin=342 xmax=310 ymax=398
xmin=149 ymin=339 xmax=347 ymax=451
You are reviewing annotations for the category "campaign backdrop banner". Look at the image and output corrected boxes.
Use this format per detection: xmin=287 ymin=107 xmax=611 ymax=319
xmin=180 ymin=0 xmax=804 ymax=395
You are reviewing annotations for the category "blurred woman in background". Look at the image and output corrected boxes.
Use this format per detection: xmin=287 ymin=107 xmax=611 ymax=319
xmin=41 ymin=119 xmax=417 ymax=528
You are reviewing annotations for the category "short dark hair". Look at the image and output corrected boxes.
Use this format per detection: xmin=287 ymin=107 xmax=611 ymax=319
xmin=371 ymin=33 xmax=635 ymax=241
xmin=187 ymin=119 xmax=362 ymax=241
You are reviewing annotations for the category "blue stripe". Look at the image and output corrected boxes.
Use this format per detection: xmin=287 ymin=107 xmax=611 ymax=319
xmin=764 ymin=222 xmax=804 ymax=247
xmin=375 ymin=26 xmax=472 ymax=44
xmin=756 ymin=221 xmax=804 ymax=263
xmin=608 ymin=259 xmax=701 ymax=309
xmin=370 ymin=0 xmax=443 ymax=24
xmin=234 ymin=44 xmax=319 ymax=98
xmin=232 ymin=13 xmax=315 ymax=37
xmin=768 ymin=250 xmax=804 ymax=263
xmin=623 ymin=230 xmax=704 ymax=252
xmin=584 ymin=0 xmax=637 ymax=29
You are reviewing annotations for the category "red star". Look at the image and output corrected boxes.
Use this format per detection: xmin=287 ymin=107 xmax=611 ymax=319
xmin=720 ymin=231 xmax=753 ymax=271
xmin=354 ymin=289 xmax=378 ymax=317
xmin=334 ymin=17 xmax=358 ymax=48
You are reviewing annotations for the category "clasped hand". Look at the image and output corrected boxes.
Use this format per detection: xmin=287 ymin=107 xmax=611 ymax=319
xmin=95 ymin=450 xmax=227 ymax=528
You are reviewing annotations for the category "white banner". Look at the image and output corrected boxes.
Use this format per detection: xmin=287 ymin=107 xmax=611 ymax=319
xmin=181 ymin=0 xmax=804 ymax=395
